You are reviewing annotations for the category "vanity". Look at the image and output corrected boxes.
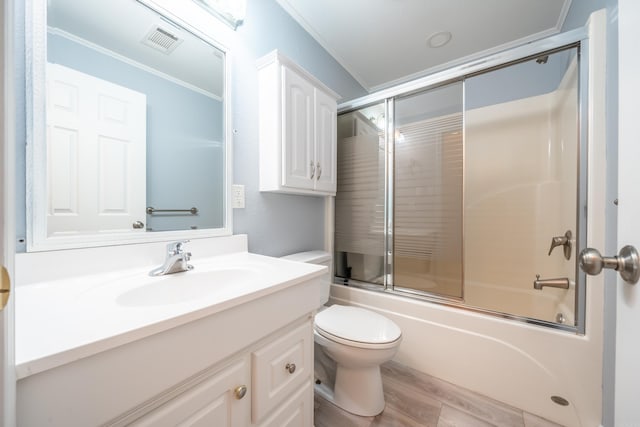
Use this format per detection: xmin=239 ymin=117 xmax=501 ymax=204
xmin=15 ymin=235 xmax=327 ymax=426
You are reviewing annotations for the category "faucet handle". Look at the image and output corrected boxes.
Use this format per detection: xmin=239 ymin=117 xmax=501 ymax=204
xmin=548 ymin=230 xmax=572 ymax=260
xmin=167 ymin=240 xmax=190 ymax=255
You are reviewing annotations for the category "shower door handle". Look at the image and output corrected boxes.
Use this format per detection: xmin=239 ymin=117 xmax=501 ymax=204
xmin=578 ymin=245 xmax=640 ymax=284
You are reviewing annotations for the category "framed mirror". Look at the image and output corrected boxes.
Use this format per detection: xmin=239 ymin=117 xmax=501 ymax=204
xmin=26 ymin=0 xmax=232 ymax=251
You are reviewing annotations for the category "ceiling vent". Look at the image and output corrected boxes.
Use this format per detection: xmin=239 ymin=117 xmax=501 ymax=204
xmin=141 ymin=25 xmax=183 ymax=54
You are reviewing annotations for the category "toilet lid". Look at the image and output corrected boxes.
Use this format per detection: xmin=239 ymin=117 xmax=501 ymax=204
xmin=314 ymin=305 xmax=401 ymax=345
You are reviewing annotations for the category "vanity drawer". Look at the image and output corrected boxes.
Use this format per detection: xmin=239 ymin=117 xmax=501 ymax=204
xmin=252 ymin=319 xmax=313 ymax=422
xmin=256 ymin=383 xmax=313 ymax=427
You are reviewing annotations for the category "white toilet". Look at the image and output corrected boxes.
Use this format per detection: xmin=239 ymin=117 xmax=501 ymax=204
xmin=281 ymin=251 xmax=402 ymax=417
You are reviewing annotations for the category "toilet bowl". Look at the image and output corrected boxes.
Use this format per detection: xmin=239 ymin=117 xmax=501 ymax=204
xmin=281 ymin=251 xmax=403 ymax=417
xmin=314 ymin=304 xmax=402 ymax=416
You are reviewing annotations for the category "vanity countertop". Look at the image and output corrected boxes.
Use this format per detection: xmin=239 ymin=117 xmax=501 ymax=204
xmin=15 ymin=251 xmax=325 ymax=379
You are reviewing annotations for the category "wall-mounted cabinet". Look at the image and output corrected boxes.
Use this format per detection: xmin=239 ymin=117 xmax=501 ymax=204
xmin=258 ymin=50 xmax=340 ymax=196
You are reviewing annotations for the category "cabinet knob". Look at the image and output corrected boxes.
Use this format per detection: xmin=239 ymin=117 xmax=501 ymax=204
xmin=285 ymin=363 xmax=296 ymax=374
xmin=234 ymin=385 xmax=247 ymax=400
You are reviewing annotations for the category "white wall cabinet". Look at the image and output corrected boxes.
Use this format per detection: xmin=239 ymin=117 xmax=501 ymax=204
xmin=258 ymin=50 xmax=339 ymax=196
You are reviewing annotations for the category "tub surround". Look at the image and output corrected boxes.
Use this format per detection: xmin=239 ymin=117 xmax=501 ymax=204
xmin=15 ymin=234 xmax=327 ymax=425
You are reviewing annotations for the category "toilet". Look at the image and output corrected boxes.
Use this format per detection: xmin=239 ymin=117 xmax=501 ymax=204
xmin=281 ymin=251 xmax=402 ymax=417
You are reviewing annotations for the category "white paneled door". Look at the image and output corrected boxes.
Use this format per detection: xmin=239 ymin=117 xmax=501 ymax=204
xmin=46 ymin=64 xmax=147 ymax=236
xmin=1 ymin=0 xmax=15 ymax=424
xmin=314 ymin=88 xmax=337 ymax=193
xmin=616 ymin=0 xmax=640 ymax=424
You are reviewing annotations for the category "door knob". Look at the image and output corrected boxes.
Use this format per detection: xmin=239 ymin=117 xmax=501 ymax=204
xmin=548 ymin=230 xmax=572 ymax=260
xmin=234 ymin=385 xmax=247 ymax=400
xmin=578 ymin=245 xmax=640 ymax=284
xmin=0 ymin=266 xmax=10 ymax=311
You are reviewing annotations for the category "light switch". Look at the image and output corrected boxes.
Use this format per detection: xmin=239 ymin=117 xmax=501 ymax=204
xmin=232 ymin=184 xmax=245 ymax=209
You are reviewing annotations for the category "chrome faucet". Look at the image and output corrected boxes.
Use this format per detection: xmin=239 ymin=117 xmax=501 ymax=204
xmin=533 ymin=274 xmax=570 ymax=290
xmin=149 ymin=241 xmax=194 ymax=276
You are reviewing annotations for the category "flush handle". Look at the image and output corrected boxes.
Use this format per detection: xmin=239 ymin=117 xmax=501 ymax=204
xmin=548 ymin=230 xmax=572 ymax=260
xmin=578 ymin=245 xmax=640 ymax=284
xmin=285 ymin=363 xmax=296 ymax=374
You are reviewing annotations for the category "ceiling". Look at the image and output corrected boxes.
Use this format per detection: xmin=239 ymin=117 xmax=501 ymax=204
xmin=275 ymin=0 xmax=572 ymax=92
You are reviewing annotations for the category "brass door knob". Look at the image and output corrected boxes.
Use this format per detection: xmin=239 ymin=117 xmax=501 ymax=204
xmin=0 ymin=266 xmax=10 ymax=311
xmin=234 ymin=385 xmax=247 ymax=400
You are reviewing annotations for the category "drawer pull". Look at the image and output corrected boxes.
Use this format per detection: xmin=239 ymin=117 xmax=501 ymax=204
xmin=285 ymin=363 xmax=296 ymax=374
xmin=234 ymin=385 xmax=247 ymax=400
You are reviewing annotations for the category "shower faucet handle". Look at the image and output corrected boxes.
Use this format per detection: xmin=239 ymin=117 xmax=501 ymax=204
xmin=548 ymin=230 xmax=572 ymax=260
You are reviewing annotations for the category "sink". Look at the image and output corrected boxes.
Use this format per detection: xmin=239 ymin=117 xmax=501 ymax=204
xmin=116 ymin=267 xmax=264 ymax=307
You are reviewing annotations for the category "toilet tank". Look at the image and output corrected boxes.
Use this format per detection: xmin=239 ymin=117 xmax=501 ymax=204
xmin=281 ymin=251 xmax=332 ymax=306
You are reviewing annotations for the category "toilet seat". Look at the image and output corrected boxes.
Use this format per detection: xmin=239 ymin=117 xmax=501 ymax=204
xmin=314 ymin=305 xmax=402 ymax=349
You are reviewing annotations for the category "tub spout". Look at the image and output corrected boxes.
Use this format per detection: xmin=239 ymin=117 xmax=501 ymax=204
xmin=533 ymin=275 xmax=570 ymax=290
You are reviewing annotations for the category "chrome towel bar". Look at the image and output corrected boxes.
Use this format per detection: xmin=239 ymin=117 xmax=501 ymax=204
xmin=146 ymin=207 xmax=199 ymax=215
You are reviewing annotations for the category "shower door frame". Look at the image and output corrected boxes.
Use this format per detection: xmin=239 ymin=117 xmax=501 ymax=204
xmin=336 ymin=27 xmax=590 ymax=334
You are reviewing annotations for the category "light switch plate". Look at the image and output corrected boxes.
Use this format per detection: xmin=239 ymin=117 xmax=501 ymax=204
xmin=232 ymin=184 xmax=245 ymax=209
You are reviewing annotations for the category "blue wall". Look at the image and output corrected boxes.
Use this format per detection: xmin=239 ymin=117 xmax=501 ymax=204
xmin=15 ymin=0 xmax=367 ymax=253
xmin=48 ymin=33 xmax=225 ymax=232
xmin=229 ymin=0 xmax=367 ymax=256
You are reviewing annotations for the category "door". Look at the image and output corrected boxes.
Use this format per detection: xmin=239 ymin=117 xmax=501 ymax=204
xmin=1 ymin=0 xmax=16 ymax=424
xmin=281 ymin=65 xmax=314 ymax=190
xmin=314 ymin=88 xmax=337 ymax=193
xmin=129 ymin=358 xmax=250 ymax=427
xmin=46 ymin=64 xmax=146 ymax=237
xmin=615 ymin=0 xmax=640 ymax=423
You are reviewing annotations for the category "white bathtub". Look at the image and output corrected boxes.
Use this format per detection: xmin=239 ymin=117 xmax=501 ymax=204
xmin=329 ymin=282 xmax=602 ymax=427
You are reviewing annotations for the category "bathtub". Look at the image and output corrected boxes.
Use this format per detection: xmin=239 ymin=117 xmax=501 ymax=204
xmin=329 ymin=281 xmax=603 ymax=427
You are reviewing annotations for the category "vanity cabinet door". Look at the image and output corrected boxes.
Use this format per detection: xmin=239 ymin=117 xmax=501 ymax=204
xmin=129 ymin=357 xmax=250 ymax=427
xmin=251 ymin=320 xmax=313 ymax=423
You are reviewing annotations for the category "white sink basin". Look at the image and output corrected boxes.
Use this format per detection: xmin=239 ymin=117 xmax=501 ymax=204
xmin=116 ymin=267 xmax=263 ymax=307
xmin=15 ymin=250 xmax=326 ymax=379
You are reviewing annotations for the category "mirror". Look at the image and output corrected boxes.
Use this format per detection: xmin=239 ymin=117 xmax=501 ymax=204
xmin=27 ymin=0 xmax=231 ymax=251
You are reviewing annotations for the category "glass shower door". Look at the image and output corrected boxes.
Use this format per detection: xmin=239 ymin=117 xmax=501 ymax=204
xmin=334 ymin=45 xmax=582 ymax=328
xmin=463 ymin=48 xmax=580 ymax=324
xmin=393 ymin=83 xmax=464 ymax=298
xmin=334 ymin=103 xmax=386 ymax=285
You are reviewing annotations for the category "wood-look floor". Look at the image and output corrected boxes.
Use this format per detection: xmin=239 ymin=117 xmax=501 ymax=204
xmin=314 ymin=361 xmax=564 ymax=427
